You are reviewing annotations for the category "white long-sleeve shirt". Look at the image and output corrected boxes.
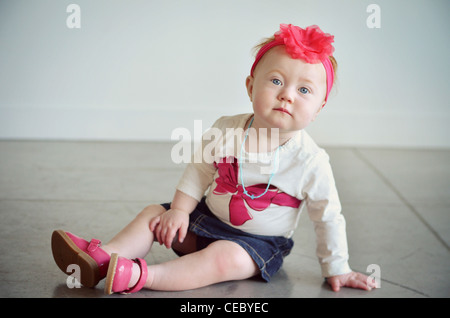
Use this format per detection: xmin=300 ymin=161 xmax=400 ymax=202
xmin=176 ymin=113 xmax=351 ymax=277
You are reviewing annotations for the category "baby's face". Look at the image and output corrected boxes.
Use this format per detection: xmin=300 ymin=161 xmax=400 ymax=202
xmin=246 ymin=46 xmax=327 ymax=133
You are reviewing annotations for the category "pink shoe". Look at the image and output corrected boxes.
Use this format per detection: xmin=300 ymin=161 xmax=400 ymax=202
xmin=51 ymin=229 xmax=110 ymax=288
xmin=104 ymin=253 xmax=148 ymax=295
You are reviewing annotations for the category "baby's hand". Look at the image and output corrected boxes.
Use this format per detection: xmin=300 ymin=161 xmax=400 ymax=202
xmin=149 ymin=208 xmax=190 ymax=249
xmin=326 ymin=271 xmax=377 ymax=292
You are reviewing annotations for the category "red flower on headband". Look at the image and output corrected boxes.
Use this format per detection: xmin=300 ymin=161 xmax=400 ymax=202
xmin=275 ymin=24 xmax=334 ymax=63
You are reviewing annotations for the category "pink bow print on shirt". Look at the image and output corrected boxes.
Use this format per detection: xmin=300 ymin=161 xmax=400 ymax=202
xmin=213 ymin=157 xmax=302 ymax=226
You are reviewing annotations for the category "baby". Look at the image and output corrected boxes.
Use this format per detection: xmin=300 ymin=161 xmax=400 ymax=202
xmin=52 ymin=24 xmax=376 ymax=294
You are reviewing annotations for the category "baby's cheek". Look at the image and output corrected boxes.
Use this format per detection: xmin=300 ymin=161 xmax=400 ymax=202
xmin=293 ymin=112 xmax=314 ymax=130
xmin=251 ymin=98 xmax=269 ymax=114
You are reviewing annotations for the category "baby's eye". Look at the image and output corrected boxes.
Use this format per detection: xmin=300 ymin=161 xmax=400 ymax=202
xmin=299 ymin=87 xmax=310 ymax=94
xmin=271 ymin=79 xmax=282 ymax=86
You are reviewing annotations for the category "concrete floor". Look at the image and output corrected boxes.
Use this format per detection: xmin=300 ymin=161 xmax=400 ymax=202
xmin=0 ymin=140 xmax=449 ymax=298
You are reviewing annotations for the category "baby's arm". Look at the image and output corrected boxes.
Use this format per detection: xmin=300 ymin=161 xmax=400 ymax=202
xmin=149 ymin=129 xmax=218 ymax=248
xmin=303 ymin=151 xmax=374 ymax=291
xmin=150 ymin=117 xmax=227 ymax=248
xmin=149 ymin=190 xmax=198 ymax=248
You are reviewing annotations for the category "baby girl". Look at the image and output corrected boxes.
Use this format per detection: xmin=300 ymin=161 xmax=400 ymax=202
xmin=52 ymin=24 xmax=376 ymax=294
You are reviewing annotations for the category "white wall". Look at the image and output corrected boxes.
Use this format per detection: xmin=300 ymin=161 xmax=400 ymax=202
xmin=0 ymin=0 xmax=449 ymax=148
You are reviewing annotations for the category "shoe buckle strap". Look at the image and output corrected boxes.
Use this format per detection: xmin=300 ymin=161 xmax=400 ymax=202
xmin=87 ymin=238 xmax=102 ymax=252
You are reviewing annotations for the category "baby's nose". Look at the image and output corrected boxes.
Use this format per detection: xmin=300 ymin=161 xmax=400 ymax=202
xmin=278 ymin=88 xmax=294 ymax=103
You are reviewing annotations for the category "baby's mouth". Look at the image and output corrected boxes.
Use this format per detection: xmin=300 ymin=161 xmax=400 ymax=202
xmin=273 ymin=107 xmax=292 ymax=117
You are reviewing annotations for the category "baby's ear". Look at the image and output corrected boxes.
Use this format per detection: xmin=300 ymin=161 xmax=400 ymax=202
xmin=312 ymin=104 xmax=323 ymax=121
xmin=245 ymin=76 xmax=254 ymax=101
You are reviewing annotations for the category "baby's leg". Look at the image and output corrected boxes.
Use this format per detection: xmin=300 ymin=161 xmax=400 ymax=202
xmin=144 ymin=240 xmax=259 ymax=291
xmin=102 ymin=204 xmax=169 ymax=259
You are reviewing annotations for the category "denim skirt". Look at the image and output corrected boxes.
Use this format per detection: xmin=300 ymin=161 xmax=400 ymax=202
xmin=160 ymin=197 xmax=293 ymax=282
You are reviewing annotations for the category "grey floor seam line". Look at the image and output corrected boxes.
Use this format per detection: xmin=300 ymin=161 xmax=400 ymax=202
xmin=351 ymin=266 xmax=430 ymax=297
xmin=352 ymin=148 xmax=450 ymax=252
xmin=378 ymin=278 xmax=430 ymax=297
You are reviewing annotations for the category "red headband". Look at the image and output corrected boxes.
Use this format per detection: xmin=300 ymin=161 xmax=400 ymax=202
xmin=251 ymin=24 xmax=335 ymax=104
